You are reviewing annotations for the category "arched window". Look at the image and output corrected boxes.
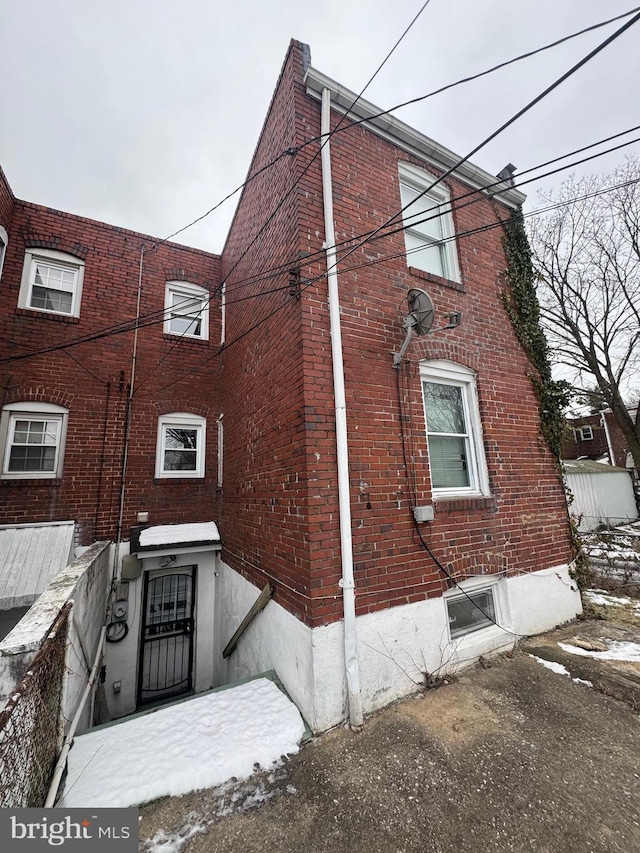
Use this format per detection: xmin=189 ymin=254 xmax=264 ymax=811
xmin=420 ymin=361 xmax=489 ymax=496
xmin=155 ymin=413 xmax=206 ymax=478
xmin=164 ymin=281 xmax=209 ymax=340
xmin=1 ymin=402 xmax=69 ymax=479
xmin=18 ymin=248 xmax=85 ymax=317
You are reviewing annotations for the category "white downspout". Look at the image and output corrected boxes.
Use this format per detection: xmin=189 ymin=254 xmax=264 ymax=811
xmin=320 ymin=87 xmax=363 ymax=731
xmin=600 ymin=410 xmax=615 ymax=465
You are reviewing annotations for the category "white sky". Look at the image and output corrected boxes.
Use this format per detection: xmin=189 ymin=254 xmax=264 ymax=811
xmin=2 ymin=1 xmax=639 ymax=253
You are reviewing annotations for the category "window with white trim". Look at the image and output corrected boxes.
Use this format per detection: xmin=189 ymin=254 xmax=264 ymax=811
xmin=579 ymin=425 xmax=594 ymax=441
xmin=421 ymin=361 xmax=489 ymax=497
xmin=156 ymin=413 xmax=206 ymax=478
xmin=1 ymin=402 xmax=69 ymax=479
xmin=446 ymin=585 xmax=496 ymax=639
xmin=164 ymin=281 xmax=209 ymax=340
xmin=399 ymin=163 xmax=460 ymax=282
xmin=0 ymin=226 xmax=8 ymax=281
xmin=18 ymin=248 xmax=85 ymax=317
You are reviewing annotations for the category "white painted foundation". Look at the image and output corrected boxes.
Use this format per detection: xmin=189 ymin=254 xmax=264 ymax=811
xmin=215 ymin=561 xmax=582 ymax=733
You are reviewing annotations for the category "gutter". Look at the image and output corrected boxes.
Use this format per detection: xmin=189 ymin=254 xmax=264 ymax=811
xmin=320 ymin=87 xmax=364 ymax=731
xmin=306 ymin=66 xmax=525 ymax=210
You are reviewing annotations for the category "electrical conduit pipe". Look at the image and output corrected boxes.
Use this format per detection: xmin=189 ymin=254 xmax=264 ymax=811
xmin=320 ymin=87 xmax=364 ymax=731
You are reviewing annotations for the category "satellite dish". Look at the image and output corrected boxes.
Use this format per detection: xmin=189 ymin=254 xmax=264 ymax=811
xmin=393 ymin=288 xmax=435 ymax=367
xmin=407 ymin=288 xmax=435 ymax=336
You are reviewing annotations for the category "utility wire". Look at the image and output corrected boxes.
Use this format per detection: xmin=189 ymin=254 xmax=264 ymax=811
xmin=323 ymin=9 xmax=640 ymax=285
xmin=141 ymin=172 xmax=640 ymax=399
xmin=222 ymin=122 xmax=640 ymax=297
xmin=152 ymin=5 xmax=640 ymax=250
xmin=3 ymin=128 xmax=639 ymax=367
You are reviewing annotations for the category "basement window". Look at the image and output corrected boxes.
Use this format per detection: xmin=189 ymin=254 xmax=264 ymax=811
xmin=446 ymin=587 xmax=496 ymax=639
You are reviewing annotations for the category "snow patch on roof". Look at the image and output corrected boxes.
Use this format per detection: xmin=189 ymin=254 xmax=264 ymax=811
xmin=139 ymin=522 xmax=220 ymax=547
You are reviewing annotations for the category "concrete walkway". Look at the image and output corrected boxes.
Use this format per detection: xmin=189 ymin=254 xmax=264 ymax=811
xmin=140 ymin=617 xmax=640 ymax=853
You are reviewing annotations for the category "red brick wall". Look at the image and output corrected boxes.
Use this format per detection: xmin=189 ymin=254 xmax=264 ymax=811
xmin=221 ymin=42 xmax=573 ymax=628
xmin=293 ymin=95 xmax=574 ymax=625
xmin=563 ymin=412 xmax=635 ymax=469
xmin=219 ymin=41 xmax=313 ymax=623
xmin=0 ymin=166 xmax=15 ymax=233
xmin=0 ymin=198 xmax=222 ymax=545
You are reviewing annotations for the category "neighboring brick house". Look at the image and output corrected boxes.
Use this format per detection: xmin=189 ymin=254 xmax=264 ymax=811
xmin=0 ymin=40 xmax=582 ymax=733
xmin=563 ymin=411 xmax=639 ymax=473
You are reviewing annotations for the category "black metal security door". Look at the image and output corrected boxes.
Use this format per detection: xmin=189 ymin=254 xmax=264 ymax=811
xmin=138 ymin=567 xmax=195 ymax=706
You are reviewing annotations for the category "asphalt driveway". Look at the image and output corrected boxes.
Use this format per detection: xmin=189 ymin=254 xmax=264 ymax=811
xmin=140 ymin=621 xmax=640 ymax=853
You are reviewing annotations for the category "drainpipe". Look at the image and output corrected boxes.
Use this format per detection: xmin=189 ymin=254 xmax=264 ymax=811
xmin=320 ymin=87 xmax=363 ymax=731
xmin=600 ymin=410 xmax=615 ymax=466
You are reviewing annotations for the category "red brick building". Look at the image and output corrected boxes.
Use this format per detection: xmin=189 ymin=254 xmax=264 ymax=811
xmin=0 ymin=41 xmax=581 ymax=731
xmin=563 ymin=411 xmax=638 ymax=474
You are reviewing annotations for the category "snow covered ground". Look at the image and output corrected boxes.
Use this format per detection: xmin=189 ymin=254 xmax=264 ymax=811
xmin=58 ymin=677 xmax=305 ymax=809
xmin=529 ymin=654 xmax=593 ymax=687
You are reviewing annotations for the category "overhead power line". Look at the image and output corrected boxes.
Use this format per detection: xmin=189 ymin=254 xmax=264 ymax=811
xmin=155 ymin=6 xmax=640 ymax=249
xmin=139 ymin=172 xmax=640 ymax=399
xmin=3 ymin=126 xmax=639 ymax=368
xmin=325 ymin=8 xmax=640 ymax=284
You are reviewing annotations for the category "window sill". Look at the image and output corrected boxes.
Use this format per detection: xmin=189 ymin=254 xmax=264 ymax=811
xmin=15 ymin=307 xmax=80 ymax=323
xmin=434 ymin=495 xmax=496 ymax=513
xmin=407 ymin=266 xmax=465 ymax=294
xmin=154 ymin=476 xmax=206 ymax=482
xmin=0 ymin=477 xmax=62 ymax=487
xmin=162 ymin=333 xmax=209 ymax=345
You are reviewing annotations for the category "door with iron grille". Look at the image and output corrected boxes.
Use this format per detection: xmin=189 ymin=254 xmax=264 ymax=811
xmin=138 ymin=567 xmax=195 ymax=706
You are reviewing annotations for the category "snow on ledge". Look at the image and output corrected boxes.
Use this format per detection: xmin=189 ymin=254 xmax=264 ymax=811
xmin=139 ymin=522 xmax=220 ymax=548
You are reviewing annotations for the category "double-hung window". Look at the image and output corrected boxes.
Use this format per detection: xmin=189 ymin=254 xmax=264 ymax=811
xmin=1 ymin=402 xmax=68 ymax=479
xmin=421 ymin=361 xmax=489 ymax=497
xmin=19 ymin=249 xmax=85 ymax=317
xmin=164 ymin=282 xmax=209 ymax=340
xmin=156 ymin=413 xmax=206 ymax=478
xmin=0 ymin=226 xmax=7 ymax=281
xmin=398 ymin=163 xmax=460 ymax=282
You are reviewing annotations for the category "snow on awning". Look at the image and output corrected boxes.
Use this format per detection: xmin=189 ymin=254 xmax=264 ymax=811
xmin=0 ymin=521 xmax=75 ymax=610
xmin=132 ymin=521 xmax=221 ymax=555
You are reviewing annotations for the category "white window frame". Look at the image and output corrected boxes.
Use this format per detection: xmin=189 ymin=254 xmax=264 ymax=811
xmin=444 ymin=576 xmax=502 ymax=642
xmin=0 ymin=402 xmax=69 ymax=479
xmin=398 ymin=163 xmax=460 ymax=282
xmin=164 ymin=281 xmax=209 ymax=340
xmin=579 ymin=425 xmax=594 ymax=441
xmin=18 ymin=248 xmax=85 ymax=317
xmin=0 ymin=225 xmax=8 ymax=281
xmin=420 ymin=360 xmax=489 ymax=498
xmin=155 ymin=413 xmax=206 ymax=479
